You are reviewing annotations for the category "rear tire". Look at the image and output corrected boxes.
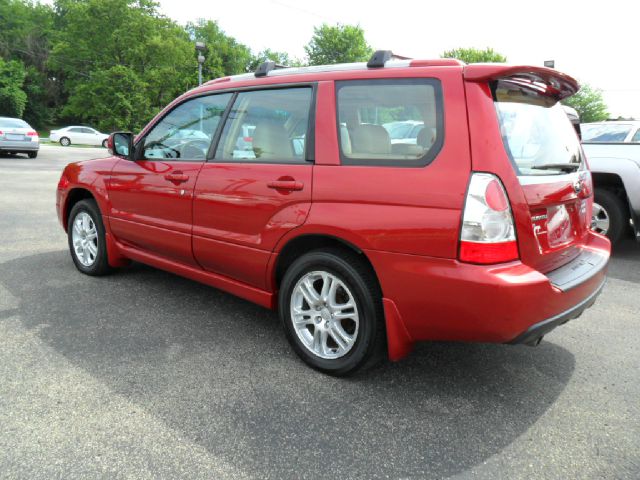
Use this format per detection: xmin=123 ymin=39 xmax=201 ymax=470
xmin=279 ymin=249 xmax=386 ymax=376
xmin=28 ymin=151 xmax=38 ymax=158
xmin=60 ymin=137 xmax=71 ymax=146
xmin=67 ymin=199 xmax=112 ymax=276
xmin=593 ymin=188 xmax=626 ymax=245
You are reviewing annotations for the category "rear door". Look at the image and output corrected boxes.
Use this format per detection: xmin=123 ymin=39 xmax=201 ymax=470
xmin=192 ymin=86 xmax=314 ymax=289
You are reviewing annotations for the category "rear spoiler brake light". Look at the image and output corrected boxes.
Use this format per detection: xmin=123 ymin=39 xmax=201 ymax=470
xmin=464 ymin=65 xmax=579 ymax=101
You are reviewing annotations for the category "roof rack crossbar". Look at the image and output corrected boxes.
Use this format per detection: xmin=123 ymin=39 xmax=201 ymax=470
xmin=255 ymin=61 xmax=288 ymax=77
xmin=367 ymin=50 xmax=394 ymax=68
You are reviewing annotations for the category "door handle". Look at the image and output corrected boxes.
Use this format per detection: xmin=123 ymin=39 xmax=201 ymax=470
xmin=164 ymin=172 xmax=189 ymax=184
xmin=267 ymin=180 xmax=304 ymax=191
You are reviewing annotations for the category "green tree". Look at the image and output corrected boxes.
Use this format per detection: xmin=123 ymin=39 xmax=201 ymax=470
xmin=186 ymin=19 xmax=252 ymax=80
xmin=50 ymin=0 xmax=195 ymax=129
xmin=441 ymin=47 xmax=507 ymax=63
xmin=304 ymin=24 xmax=373 ymax=66
xmin=62 ymin=65 xmax=151 ymax=132
xmin=0 ymin=0 xmax=56 ymax=126
xmin=0 ymin=58 xmax=28 ymax=117
xmin=562 ymin=83 xmax=609 ymax=123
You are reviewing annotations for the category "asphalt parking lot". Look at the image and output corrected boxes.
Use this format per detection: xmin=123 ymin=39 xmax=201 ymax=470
xmin=1 ymin=145 xmax=638 ymax=479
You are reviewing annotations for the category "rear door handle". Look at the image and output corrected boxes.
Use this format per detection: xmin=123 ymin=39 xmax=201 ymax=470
xmin=267 ymin=180 xmax=304 ymax=191
xmin=164 ymin=172 xmax=189 ymax=184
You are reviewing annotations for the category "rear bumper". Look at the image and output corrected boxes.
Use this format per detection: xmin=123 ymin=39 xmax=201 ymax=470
xmin=0 ymin=141 xmax=39 ymax=151
xmin=366 ymin=231 xmax=610 ymax=358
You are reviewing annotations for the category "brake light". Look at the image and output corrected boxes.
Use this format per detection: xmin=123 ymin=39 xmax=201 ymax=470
xmin=459 ymin=173 xmax=519 ymax=264
xmin=27 ymin=131 xmax=38 ymax=137
xmin=243 ymin=136 xmax=253 ymax=142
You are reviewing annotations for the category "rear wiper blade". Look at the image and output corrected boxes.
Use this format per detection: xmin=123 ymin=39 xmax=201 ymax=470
xmin=531 ymin=163 xmax=580 ymax=173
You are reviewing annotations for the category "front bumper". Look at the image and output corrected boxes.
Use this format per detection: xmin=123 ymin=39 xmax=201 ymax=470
xmin=366 ymin=231 xmax=610 ymax=353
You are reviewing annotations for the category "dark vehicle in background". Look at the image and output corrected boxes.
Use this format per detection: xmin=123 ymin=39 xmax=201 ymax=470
xmin=0 ymin=117 xmax=40 ymax=158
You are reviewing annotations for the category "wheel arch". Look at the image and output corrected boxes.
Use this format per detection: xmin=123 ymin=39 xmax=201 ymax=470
xmin=63 ymin=188 xmax=97 ymax=231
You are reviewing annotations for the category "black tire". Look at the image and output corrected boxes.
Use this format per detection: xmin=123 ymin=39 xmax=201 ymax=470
xmin=279 ymin=248 xmax=386 ymax=376
xmin=28 ymin=151 xmax=38 ymax=158
xmin=67 ymin=199 xmax=112 ymax=276
xmin=102 ymin=139 xmax=108 ymax=148
xmin=594 ymin=188 xmax=626 ymax=245
xmin=60 ymin=137 xmax=71 ymax=146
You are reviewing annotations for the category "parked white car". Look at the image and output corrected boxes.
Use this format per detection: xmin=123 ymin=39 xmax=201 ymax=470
xmin=50 ymin=126 xmax=110 ymax=147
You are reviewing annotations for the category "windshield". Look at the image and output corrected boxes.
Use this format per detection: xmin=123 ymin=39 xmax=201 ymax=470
xmin=0 ymin=118 xmax=30 ymax=129
xmin=581 ymin=124 xmax=632 ymax=142
xmin=493 ymin=81 xmax=583 ymax=175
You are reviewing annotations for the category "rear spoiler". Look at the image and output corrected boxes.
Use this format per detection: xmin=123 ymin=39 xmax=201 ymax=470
xmin=464 ymin=64 xmax=579 ymax=101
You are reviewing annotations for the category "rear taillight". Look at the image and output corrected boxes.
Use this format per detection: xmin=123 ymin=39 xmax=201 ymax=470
xmin=27 ymin=131 xmax=38 ymax=137
xmin=459 ymin=173 xmax=518 ymax=264
xmin=243 ymin=136 xmax=253 ymax=142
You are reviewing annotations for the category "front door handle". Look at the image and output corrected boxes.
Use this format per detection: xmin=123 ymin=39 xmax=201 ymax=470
xmin=164 ymin=172 xmax=189 ymax=184
xmin=267 ymin=180 xmax=304 ymax=191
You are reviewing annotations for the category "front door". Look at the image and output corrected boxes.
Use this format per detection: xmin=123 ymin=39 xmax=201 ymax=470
xmin=192 ymin=87 xmax=314 ymax=288
xmin=107 ymin=93 xmax=233 ymax=266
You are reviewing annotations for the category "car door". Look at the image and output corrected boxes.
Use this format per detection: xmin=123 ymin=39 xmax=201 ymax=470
xmin=84 ymin=127 xmax=100 ymax=145
xmin=192 ymin=86 xmax=314 ymax=289
xmin=107 ymin=93 xmax=232 ymax=266
xmin=67 ymin=127 xmax=85 ymax=144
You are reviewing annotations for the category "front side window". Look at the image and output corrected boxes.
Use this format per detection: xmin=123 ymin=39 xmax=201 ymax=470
xmin=336 ymin=79 xmax=444 ymax=166
xmin=494 ymin=81 xmax=584 ymax=175
xmin=143 ymin=93 xmax=232 ymax=161
xmin=215 ymin=87 xmax=312 ymax=163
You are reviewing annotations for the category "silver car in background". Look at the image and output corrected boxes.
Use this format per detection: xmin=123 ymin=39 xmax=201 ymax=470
xmin=0 ymin=117 xmax=40 ymax=158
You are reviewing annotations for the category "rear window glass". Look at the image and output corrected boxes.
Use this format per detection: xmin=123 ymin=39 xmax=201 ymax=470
xmin=581 ymin=124 xmax=632 ymax=143
xmin=0 ymin=118 xmax=29 ymax=128
xmin=493 ymin=81 xmax=583 ymax=176
xmin=336 ymin=79 xmax=444 ymax=167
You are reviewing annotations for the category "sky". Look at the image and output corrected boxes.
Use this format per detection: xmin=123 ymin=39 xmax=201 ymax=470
xmin=157 ymin=0 xmax=640 ymax=118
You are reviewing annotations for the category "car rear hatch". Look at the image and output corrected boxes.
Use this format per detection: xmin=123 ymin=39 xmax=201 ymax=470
xmin=466 ymin=66 xmax=594 ymax=274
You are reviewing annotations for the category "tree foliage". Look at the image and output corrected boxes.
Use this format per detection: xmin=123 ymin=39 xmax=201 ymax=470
xmin=0 ymin=58 xmax=28 ymax=117
xmin=562 ymin=83 xmax=609 ymax=123
xmin=441 ymin=47 xmax=507 ymax=63
xmin=304 ymin=24 xmax=373 ymax=66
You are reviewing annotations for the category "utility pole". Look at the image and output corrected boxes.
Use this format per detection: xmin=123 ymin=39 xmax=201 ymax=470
xmin=196 ymin=41 xmax=206 ymax=85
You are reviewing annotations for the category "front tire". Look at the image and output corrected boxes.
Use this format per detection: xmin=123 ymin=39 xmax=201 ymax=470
xmin=593 ymin=189 xmax=626 ymax=245
xmin=279 ymin=249 xmax=386 ymax=376
xmin=60 ymin=137 xmax=71 ymax=146
xmin=67 ymin=199 xmax=112 ymax=276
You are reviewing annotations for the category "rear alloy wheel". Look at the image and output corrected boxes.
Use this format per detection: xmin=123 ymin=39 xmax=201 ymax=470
xmin=279 ymin=249 xmax=385 ymax=376
xmin=60 ymin=137 xmax=71 ymax=146
xmin=67 ymin=199 xmax=112 ymax=276
xmin=593 ymin=189 xmax=626 ymax=245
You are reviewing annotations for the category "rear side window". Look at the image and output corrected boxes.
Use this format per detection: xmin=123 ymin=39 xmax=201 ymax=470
xmin=215 ymin=87 xmax=312 ymax=163
xmin=493 ymin=80 xmax=584 ymax=176
xmin=336 ymin=79 xmax=444 ymax=167
xmin=582 ymin=124 xmax=632 ymax=143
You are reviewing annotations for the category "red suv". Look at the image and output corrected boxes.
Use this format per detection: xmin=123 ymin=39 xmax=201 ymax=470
xmin=56 ymin=51 xmax=610 ymax=375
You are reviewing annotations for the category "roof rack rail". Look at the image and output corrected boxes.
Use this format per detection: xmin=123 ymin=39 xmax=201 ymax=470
xmin=255 ymin=61 xmax=288 ymax=77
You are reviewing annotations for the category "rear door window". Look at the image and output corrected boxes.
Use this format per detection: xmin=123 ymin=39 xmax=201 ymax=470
xmin=214 ymin=87 xmax=313 ymax=163
xmin=493 ymin=80 xmax=584 ymax=175
xmin=336 ymin=79 xmax=444 ymax=167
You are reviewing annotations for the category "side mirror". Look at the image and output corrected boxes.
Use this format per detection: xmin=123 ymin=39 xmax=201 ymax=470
xmin=109 ymin=132 xmax=134 ymax=159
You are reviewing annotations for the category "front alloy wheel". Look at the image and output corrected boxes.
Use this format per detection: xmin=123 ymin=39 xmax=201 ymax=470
xmin=67 ymin=199 xmax=112 ymax=276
